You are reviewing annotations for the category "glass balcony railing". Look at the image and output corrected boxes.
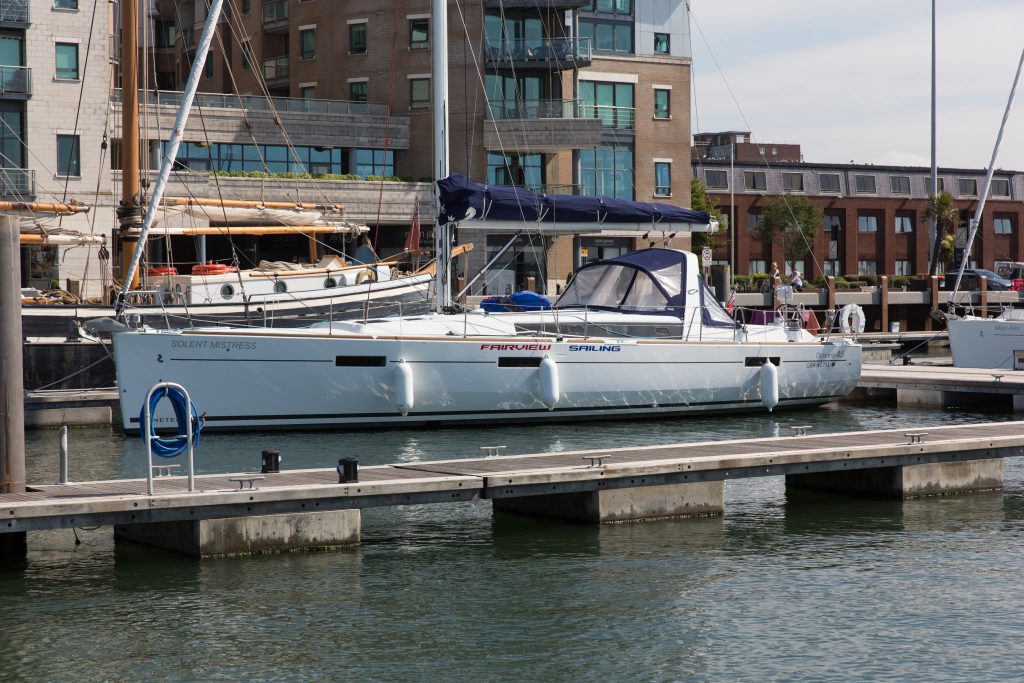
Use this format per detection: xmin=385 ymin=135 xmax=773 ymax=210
xmin=262 ymin=0 xmax=288 ymax=24
xmin=112 ymin=89 xmax=391 ymax=117
xmin=0 ymin=66 xmax=31 ymax=95
xmin=485 ymin=37 xmax=592 ymax=65
xmin=0 ymin=0 xmax=29 ymax=23
xmin=485 ymin=99 xmax=585 ymax=121
xmin=580 ymin=103 xmax=634 ymax=129
xmin=0 ymin=168 xmax=35 ymax=197
xmin=262 ymin=55 xmax=289 ymax=81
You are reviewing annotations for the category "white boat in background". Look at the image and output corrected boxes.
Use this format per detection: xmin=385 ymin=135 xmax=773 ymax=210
xmin=942 ymin=44 xmax=1024 ymax=369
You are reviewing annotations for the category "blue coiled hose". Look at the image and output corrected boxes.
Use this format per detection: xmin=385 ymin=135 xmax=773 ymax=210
xmin=139 ymin=386 xmax=203 ymax=458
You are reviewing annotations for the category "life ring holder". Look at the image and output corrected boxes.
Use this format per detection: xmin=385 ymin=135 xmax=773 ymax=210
xmin=356 ymin=268 xmax=378 ymax=285
xmin=838 ymin=303 xmax=866 ymax=335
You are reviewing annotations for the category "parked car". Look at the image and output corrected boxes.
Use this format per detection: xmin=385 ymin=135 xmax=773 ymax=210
xmin=944 ymin=268 xmax=1014 ymax=291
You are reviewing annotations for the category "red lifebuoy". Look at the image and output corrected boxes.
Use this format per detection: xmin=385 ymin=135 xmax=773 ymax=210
xmin=192 ymin=263 xmax=229 ymax=276
xmin=146 ymin=266 xmax=177 ymax=277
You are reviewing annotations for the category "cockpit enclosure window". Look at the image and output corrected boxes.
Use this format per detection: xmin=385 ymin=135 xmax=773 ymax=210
xmin=700 ymin=277 xmax=740 ymax=328
xmin=555 ymin=258 xmax=683 ymax=315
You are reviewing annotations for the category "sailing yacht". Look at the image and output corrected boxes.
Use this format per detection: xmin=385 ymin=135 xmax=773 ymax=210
xmin=111 ymin=0 xmax=862 ymax=433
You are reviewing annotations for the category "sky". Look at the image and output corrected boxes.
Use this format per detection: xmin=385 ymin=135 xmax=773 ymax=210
xmin=688 ymin=0 xmax=1024 ymax=171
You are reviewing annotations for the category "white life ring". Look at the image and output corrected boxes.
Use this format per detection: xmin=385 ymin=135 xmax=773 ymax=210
xmin=839 ymin=303 xmax=866 ymax=335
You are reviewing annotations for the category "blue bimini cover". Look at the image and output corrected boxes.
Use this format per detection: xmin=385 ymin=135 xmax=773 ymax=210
xmin=437 ymin=174 xmax=711 ymax=227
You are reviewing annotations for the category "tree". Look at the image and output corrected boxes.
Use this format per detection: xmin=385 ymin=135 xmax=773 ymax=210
xmin=925 ymin=191 xmax=959 ymax=276
xmin=689 ymin=177 xmax=728 ymax=251
xmin=751 ymin=195 xmax=822 ymax=273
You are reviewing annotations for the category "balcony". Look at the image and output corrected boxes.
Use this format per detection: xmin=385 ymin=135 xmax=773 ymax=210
xmin=262 ymin=55 xmax=289 ymax=85
xmin=0 ymin=168 xmax=35 ymax=198
xmin=483 ymin=99 xmax=604 ymax=152
xmin=0 ymin=65 xmax=31 ymax=97
xmin=110 ymin=89 xmax=406 ymax=150
xmin=262 ymin=0 xmax=288 ymax=32
xmin=485 ymin=0 xmax=590 ymax=7
xmin=485 ymin=37 xmax=592 ymax=70
xmin=0 ymin=0 xmax=29 ymax=26
xmin=580 ymin=103 xmax=635 ymax=130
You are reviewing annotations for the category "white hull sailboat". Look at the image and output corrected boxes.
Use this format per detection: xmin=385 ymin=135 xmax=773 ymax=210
xmin=112 ymin=0 xmax=861 ymax=433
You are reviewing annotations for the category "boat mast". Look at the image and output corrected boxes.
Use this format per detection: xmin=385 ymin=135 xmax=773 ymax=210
xmin=432 ymin=0 xmax=451 ymax=313
xmin=115 ymin=0 xmax=226 ymax=315
xmin=927 ymin=0 xmax=938 ymax=275
xmin=117 ymin=0 xmax=141 ymax=291
xmin=949 ymin=45 xmax=1024 ymax=306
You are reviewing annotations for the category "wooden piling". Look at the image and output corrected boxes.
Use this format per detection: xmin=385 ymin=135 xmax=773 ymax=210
xmin=0 ymin=215 xmax=25 ymax=496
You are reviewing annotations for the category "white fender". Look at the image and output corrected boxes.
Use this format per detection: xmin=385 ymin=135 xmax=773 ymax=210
xmin=392 ymin=360 xmax=414 ymax=416
xmin=760 ymin=361 xmax=779 ymax=412
xmin=539 ymin=356 xmax=560 ymax=409
xmin=839 ymin=303 xmax=866 ymax=335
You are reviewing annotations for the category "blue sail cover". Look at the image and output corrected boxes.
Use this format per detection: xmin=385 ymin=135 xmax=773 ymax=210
xmin=437 ymin=174 xmax=711 ymax=227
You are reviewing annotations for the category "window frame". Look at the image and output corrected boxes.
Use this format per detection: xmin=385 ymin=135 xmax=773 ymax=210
xmin=410 ymin=77 xmax=430 ymax=110
xmin=890 ymin=175 xmax=911 ymax=195
xmin=991 ymin=178 xmax=1011 ymax=198
xmin=56 ymin=133 xmax=80 ymax=177
xmin=782 ymin=172 xmax=804 ymax=192
xmin=409 ymin=18 xmax=429 ymax=50
xmin=857 ymin=260 xmax=877 ymax=276
xmin=854 ymin=174 xmax=876 ymax=194
xmin=653 ymin=32 xmax=669 ymax=54
xmin=958 ymin=177 xmax=978 ymax=197
xmin=53 ymin=0 xmax=78 ymax=9
xmin=54 ymin=42 xmax=79 ymax=80
xmin=994 ymin=217 xmax=1014 ymax=235
xmin=819 ymin=173 xmax=841 ymax=194
xmin=857 ymin=215 xmax=879 ymax=233
xmin=743 ymin=170 xmax=766 ymax=191
xmin=299 ymin=28 xmax=316 ymax=60
xmin=654 ymin=161 xmax=671 ymax=197
xmin=704 ymin=169 xmax=727 ymax=190
xmin=895 ymin=259 xmax=912 ymax=276
xmin=894 ymin=214 xmax=914 ymax=234
xmin=349 ymin=80 xmax=368 ymax=102
xmin=653 ymin=88 xmax=670 ymax=120
xmin=349 ymin=22 xmax=368 ymax=55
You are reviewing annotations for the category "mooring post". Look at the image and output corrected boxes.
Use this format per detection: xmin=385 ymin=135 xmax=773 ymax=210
xmin=0 ymin=214 xmax=27 ymax=557
xmin=59 ymin=425 xmax=69 ymax=484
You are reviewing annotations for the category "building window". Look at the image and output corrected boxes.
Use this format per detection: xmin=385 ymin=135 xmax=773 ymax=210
xmin=890 ymin=176 xmax=911 ymax=195
xmin=858 ymin=260 xmax=877 ymax=275
xmin=994 ymin=217 xmax=1014 ymax=235
xmin=349 ymin=81 xmax=367 ymax=102
xmin=653 ymin=89 xmax=670 ymax=119
xmin=855 ymin=175 xmax=876 ymax=194
xmin=819 ymin=173 xmax=840 ymax=193
xmin=824 ymin=260 xmax=841 ymax=276
xmin=170 ymin=141 xmax=346 ymax=175
xmin=744 ymin=171 xmax=766 ymax=191
xmin=409 ymin=18 xmax=429 ymax=50
xmin=55 ymin=43 xmax=79 ymax=79
xmin=155 ymin=21 xmax=176 ymax=49
xmin=300 ymin=28 xmax=315 ymax=60
xmin=654 ymin=33 xmax=669 ymax=54
xmin=823 ymin=214 xmax=842 ymax=232
xmin=56 ymin=134 xmax=80 ymax=176
xmin=579 ymin=19 xmax=634 ymax=54
xmin=488 ymin=152 xmax=543 ymax=189
xmin=749 ymin=260 xmax=767 ymax=274
xmin=583 ymin=0 xmax=633 ymax=13
xmin=579 ymin=146 xmax=633 ymax=200
xmin=580 ymin=81 xmax=634 ymax=129
xmin=747 ymin=212 xmax=760 ymax=230
xmin=204 ymin=54 xmax=214 ymax=79
xmin=895 ymin=259 xmax=912 ymax=276
xmin=936 ymin=177 xmax=945 ymax=193
xmin=410 ymin=77 xmax=430 ymax=109
xmin=958 ymin=178 xmax=978 ymax=197
xmin=300 ymin=85 xmax=316 ymax=100
xmin=350 ymin=22 xmax=367 ymax=55
xmin=782 ymin=172 xmax=804 ymax=192
xmin=654 ymin=162 xmax=671 ymax=196
xmin=354 ymin=149 xmax=394 ymax=178
xmin=991 ymin=178 xmax=1011 ymax=198
xmin=242 ymin=0 xmax=250 ymax=15
xmin=704 ymin=169 xmax=727 ymax=189
xmin=858 ymin=215 xmax=878 ymax=232
xmin=54 ymin=0 xmax=78 ymax=8
xmin=894 ymin=215 xmax=913 ymax=233
xmin=241 ymin=40 xmax=253 ymax=71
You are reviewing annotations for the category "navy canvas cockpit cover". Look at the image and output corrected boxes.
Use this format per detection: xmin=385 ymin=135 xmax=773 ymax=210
xmin=437 ymin=173 xmax=711 ymax=226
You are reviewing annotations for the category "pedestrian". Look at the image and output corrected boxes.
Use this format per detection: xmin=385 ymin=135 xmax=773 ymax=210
xmin=789 ymin=270 xmax=804 ymax=292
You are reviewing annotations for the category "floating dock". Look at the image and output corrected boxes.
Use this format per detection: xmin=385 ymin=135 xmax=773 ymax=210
xmin=2 ymin=421 xmax=1020 ymax=558
xmin=858 ymin=364 xmax=1024 ymax=410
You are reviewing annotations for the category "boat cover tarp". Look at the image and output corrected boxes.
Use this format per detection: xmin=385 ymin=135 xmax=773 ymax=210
xmin=555 ymin=248 xmax=686 ymax=315
xmin=480 ymin=290 xmax=553 ymax=313
xmin=437 ymin=174 xmax=711 ymax=227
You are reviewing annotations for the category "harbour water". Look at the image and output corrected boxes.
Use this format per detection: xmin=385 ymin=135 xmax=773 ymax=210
xmin=4 ymin=404 xmax=1024 ymax=681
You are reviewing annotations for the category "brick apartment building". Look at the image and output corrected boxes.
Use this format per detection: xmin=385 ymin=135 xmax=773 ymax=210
xmin=692 ymin=131 xmax=1024 ymax=280
xmin=146 ymin=0 xmax=697 ymax=296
